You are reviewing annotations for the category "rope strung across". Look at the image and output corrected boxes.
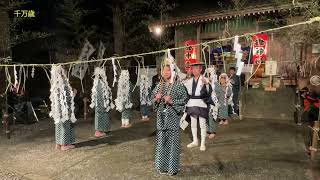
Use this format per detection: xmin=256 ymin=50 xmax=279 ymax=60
xmin=0 ymin=17 xmax=319 ymax=68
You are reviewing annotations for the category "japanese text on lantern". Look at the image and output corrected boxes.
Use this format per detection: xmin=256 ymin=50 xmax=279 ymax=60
xmin=14 ymin=10 xmax=36 ymax=18
xmin=252 ymin=34 xmax=268 ymax=64
xmin=184 ymin=40 xmax=197 ymax=72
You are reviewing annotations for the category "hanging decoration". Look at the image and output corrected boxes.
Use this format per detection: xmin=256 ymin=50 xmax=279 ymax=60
xmin=71 ymin=39 xmax=95 ymax=80
xmin=132 ymin=57 xmax=141 ymax=92
xmin=112 ymin=58 xmax=117 ymax=87
xmin=184 ymin=40 xmax=197 ymax=72
xmin=139 ymin=69 xmax=152 ymax=106
xmin=31 ymin=66 xmax=35 ymax=78
xmin=233 ymin=35 xmax=243 ymax=67
xmin=90 ymin=67 xmax=114 ymax=112
xmin=114 ymin=70 xmax=132 ymax=112
xmin=49 ymin=65 xmax=77 ymax=124
xmin=13 ymin=65 xmax=18 ymax=92
xmin=252 ymin=34 xmax=268 ymax=64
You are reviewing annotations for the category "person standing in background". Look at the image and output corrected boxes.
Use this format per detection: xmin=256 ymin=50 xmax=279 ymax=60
xmin=229 ymin=67 xmax=240 ymax=115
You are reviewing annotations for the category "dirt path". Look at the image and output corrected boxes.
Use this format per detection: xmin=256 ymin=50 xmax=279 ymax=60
xmin=0 ymin=112 xmax=316 ymax=180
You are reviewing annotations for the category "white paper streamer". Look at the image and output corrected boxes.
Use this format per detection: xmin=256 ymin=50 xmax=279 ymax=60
xmin=31 ymin=66 xmax=35 ymax=78
xmin=49 ymin=65 xmax=77 ymax=124
xmin=114 ymin=70 xmax=132 ymax=112
xmin=112 ymin=58 xmax=117 ymax=87
xmin=14 ymin=65 xmax=18 ymax=90
xmin=237 ymin=62 xmax=244 ymax=76
xmin=233 ymin=35 xmax=239 ymax=51
xmin=90 ymin=67 xmax=114 ymax=112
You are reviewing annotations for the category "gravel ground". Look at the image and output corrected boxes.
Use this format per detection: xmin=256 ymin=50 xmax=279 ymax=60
xmin=0 ymin=111 xmax=318 ymax=180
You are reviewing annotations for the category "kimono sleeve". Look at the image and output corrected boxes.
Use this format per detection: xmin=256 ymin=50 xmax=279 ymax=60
xmin=171 ymin=82 xmax=188 ymax=114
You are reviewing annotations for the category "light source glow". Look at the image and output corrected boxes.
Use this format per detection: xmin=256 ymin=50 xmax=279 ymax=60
xmin=155 ymin=27 xmax=162 ymax=36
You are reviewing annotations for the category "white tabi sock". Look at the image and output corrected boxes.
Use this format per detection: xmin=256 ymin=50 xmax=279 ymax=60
xmin=187 ymin=128 xmax=199 ymax=148
xmin=199 ymin=117 xmax=207 ymax=151
xmin=200 ymin=128 xmax=207 ymax=151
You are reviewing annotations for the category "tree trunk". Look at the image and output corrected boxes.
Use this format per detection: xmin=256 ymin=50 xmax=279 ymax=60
xmin=112 ymin=1 xmax=125 ymax=56
xmin=0 ymin=1 xmax=11 ymax=138
xmin=112 ymin=0 xmax=130 ymax=68
xmin=0 ymin=1 xmax=10 ymax=57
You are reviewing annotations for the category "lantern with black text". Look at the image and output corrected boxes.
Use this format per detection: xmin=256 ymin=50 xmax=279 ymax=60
xmin=184 ymin=40 xmax=197 ymax=72
xmin=252 ymin=34 xmax=268 ymax=64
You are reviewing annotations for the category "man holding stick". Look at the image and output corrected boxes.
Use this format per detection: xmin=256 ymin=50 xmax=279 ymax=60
xmin=183 ymin=62 xmax=212 ymax=151
xmin=152 ymin=60 xmax=188 ymax=176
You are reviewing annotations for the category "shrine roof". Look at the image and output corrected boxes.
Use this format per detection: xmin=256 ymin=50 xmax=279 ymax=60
xmin=149 ymin=1 xmax=311 ymax=31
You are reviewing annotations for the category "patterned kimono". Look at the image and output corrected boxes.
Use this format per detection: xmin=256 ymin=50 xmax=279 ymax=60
xmin=121 ymin=82 xmax=133 ymax=120
xmin=152 ymin=80 xmax=188 ymax=174
xmin=229 ymin=74 xmax=240 ymax=114
xmin=207 ymin=81 xmax=221 ymax=133
xmin=55 ymin=80 xmax=75 ymax=145
xmin=218 ymin=84 xmax=233 ymax=119
xmin=94 ymin=81 xmax=112 ymax=132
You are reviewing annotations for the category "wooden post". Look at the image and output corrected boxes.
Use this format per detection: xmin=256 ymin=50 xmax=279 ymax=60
xmin=197 ymin=24 xmax=201 ymax=62
xmin=265 ymin=75 xmax=276 ymax=91
xmin=311 ymin=121 xmax=319 ymax=161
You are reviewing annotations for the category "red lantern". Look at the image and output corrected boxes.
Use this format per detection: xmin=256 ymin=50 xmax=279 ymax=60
xmin=184 ymin=40 xmax=197 ymax=72
xmin=252 ymin=34 xmax=268 ymax=64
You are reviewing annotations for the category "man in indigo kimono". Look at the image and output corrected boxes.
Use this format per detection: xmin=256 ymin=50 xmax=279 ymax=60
xmin=152 ymin=64 xmax=188 ymax=176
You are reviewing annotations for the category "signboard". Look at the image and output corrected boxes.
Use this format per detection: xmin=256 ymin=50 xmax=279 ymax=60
xmin=252 ymin=34 xmax=268 ymax=64
xmin=184 ymin=40 xmax=197 ymax=72
xmin=265 ymin=61 xmax=277 ymax=76
xmin=242 ymin=64 xmax=253 ymax=73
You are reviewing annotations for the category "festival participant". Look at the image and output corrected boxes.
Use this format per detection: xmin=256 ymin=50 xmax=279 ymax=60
xmin=218 ymin=73 xmax=233 ymax=125
xmin=115 ymin=70 xmax=133 ymax=128
xmin=140 ymin=73 xmax=152 ymax=121
xmin=206 ymin=66 xmax=220 ymax=139
xmin=183 ymin=62 xmax=212 ymax=151
xmin=152 ymin=60 xmax=188 ymax=176
xmin=90 ymin=67 xmax=114 ymax=137
xmin=229 ymin=67 xmax=240 ymax=115
xmin=50 ymin=65 xmax=77 ymax=151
